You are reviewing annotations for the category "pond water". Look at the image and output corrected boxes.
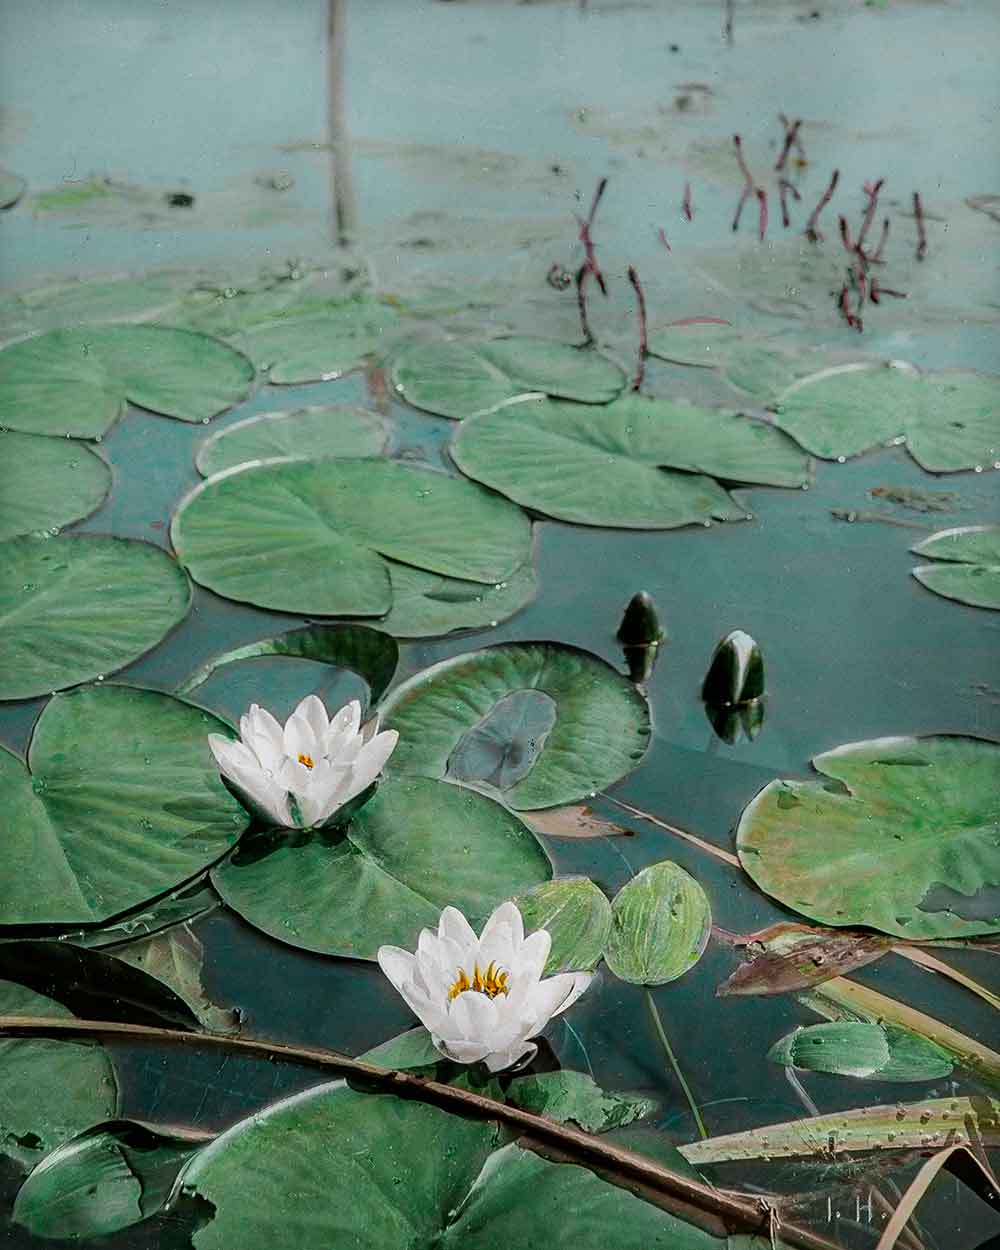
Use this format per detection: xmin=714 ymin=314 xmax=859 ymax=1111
xmin=0 ymin=2 xmax=998 ymax=1247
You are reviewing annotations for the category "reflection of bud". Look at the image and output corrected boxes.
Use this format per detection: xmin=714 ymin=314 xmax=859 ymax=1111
xmin=701 ymin=630 xmax=764 ymax=706
xmin=623 ymin=642 xmax=661 ymax=686
xmin=616 ymin=592 xmax=665 ymax=647
xmin=705 ymin=697 xmax=766 ymax=744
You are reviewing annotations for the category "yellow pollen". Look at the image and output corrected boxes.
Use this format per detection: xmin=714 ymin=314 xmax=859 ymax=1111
xmin=448 ymin=961 xmax=509 ymax=1001
xmin=297 ymin=753 xmax=315 ymax=769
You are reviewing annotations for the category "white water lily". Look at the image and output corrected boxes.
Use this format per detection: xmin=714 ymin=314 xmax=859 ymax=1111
xmin=208 ymin=695 xmax=398 ymax=829
xmin=377 ymin=902 xmax=592 ymax=1072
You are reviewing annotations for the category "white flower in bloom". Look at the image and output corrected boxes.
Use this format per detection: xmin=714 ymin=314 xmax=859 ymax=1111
xmin=208 ymin=695 xmax=398 ymax=829
xmin=377 ymin=902 xmax=592 ymax=1072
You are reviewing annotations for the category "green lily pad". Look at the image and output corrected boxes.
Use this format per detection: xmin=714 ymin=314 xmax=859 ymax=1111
xmin=737 ymin=735 xmax=1000 ymax=939
xmin=0 ymin=981 xmax=118 ymax=1170
xmin=0 ymin=325 xmax=254 ymax=438
xmin=10 ymin=272 xmax=193 ymax=331
xmin=0 ymin=686 xmax=246 ymax=925
xmin=604 ymin=861 xmax=712 ymax=985
xmin=451 ymin=398 xmax=787 ymax=528
xmin=196 ymin=405 xmax=390 ymax=476
xmin=505 ymin=1071 xmax=655 ymax=1133
xmin=512 ymin=877 xmax=612 ymax=973
xmin=359 ymin=1027 xmax=443 ymax=1071
xmin=0 ymin=535 xmax=191 ymax=701
xmin=911 ymin=525 xmax=1000 ymax=610
xmin=234 ymin=300 xmax=402 ymax=384
xmin=774 ymin=363 xmax=1000 ymax=471
xmin=212 ymin=775 xmax=552 ymax=959
xmin=720 ymin=343 xmax=840 ymax=404
xmin=178 ymin=1083 xmax=725 ymax=1250
xmin=378 ymin=559 xmax=538 ymax=639
xmin=646 ymin=323 xmax=740 ymax=368
xmin=0 ymin=170 xmax=27 ymax=210
xmin=380 ymin=642 xmax=651 ymax=810
xmin=171 ymin=459 xmax=532 ymax=616
xmin=13 ymin=1120 xmax=200 ymax=1240
xmin=0 ymin=433 xmax=111 ymax=540
xmin=392 ymin=336 xmax=626 ymax=420
xmin=768 ymin=1023 xmax=953 ymax=1082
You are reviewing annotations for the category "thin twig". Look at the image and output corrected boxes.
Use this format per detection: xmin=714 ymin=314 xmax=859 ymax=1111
xmin=778 ymin=179 xmax=801 ymax=228
xmin=601 ymin=795 xmax=740 ymax=866
xmin=804 ymin=168 xmax=839 ymax=242
xmin=575 ymin=264 xmax=594 ymax=345
xmin=856 ymin=178 xmax=884 ymax=252
xmin=913 ymin=191 xmax=928 ymax=261
xmin=646 ymin=990 xmax=708 ymax=1140
xmin=682 ymin=180 xmax=693 ymax=221
xmin=775 ymin=117 xmax=803 ymax=173
xmin=870 ymin=217 xmax=890 ymax=263
xmin=657 ymin=227 xmax=672 ymax=252
xmin=731 ymin=135 xmax=756 ymax=233
xmin=756 ymin=188 xmax=769 ymax=241
xmin=627 ymin=265 xmax=648 ymax=392
xmin=577 ymin=176 xmax=609 ymax=293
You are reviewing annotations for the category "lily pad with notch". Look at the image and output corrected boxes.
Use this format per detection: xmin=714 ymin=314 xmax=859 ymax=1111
xmin=0 ymin=432 xmax=111 ymax=541
xmin=195 ymin=405 xmax=391 ymax=477
xmin=911 ymin=525 xmax=1000 ymax=610
xmin=378 ymin=558 xmax=538 ymax=639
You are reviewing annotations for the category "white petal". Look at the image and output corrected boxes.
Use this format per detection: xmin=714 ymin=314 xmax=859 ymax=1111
xmin=377 ymin=946 xmax=416 ymax=994
xmin=516 ymin=930 xmax=551 ymax=980
xmin=341 ymin=731 xmax=398 ymax=802
xmin=218 ymin=755 xmax=293 ymax=827
xmin=485 ymin=1041 xmax=537 ymax=1073
xmin=323 ymin=700 xmax=362 ymax=759
xmin=480 ymin=901 xmax=525 ymax=952
xmin=360 ymin=714 xmax=380 ymax=744
xmin=438 ymin=907 xmax=478 ymax=951
xmin=449 ymin=990 xmax=498 ymax=1044
xmin=294 ymin=694 xmax=331 ymax=740
xmin=525 ymin=972 xmax=590 ymax=1030
xmin=282 ymin=711 xmax=321 ymax=765
xmin=550 ymin=971 xmax=593 ymax=1017
xmin=244 ymin=705 xmax=286 ymax=771
xmin=208 ymin=734 xmax=254 ymax=774
xmin=435 ymin=1036 xmax=492 ymax=1065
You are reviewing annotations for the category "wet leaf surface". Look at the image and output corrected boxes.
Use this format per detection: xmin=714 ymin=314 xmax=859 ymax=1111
xmin=0 ymin=432 xmax=111 ymax=541
xmin=195 ymin=404 xmax=391 ymax=476
xmin=911 ymin=525 xmax=1000 ymax=610
xmin=512 ymin=877 xmax=612 ymax=973
xmin=605 ymin=861 xmax=712 ymax=986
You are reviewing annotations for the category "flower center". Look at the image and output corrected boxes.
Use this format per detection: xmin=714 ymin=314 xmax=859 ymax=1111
xmin=447 ymin=961 xmax=509 ymax=1002
xmin=297 ymin=753 xmax=315 ymax=769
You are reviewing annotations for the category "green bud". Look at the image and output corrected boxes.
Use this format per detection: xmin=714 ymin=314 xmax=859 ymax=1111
xmin=701 ymin=630 xmax=764 ymax=706
xmin=616 ymin=591 xmax=665 ymax=646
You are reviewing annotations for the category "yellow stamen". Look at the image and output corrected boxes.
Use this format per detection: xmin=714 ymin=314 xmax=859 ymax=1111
xmin=297 ymin=753 xmax=314 ymax=769
xmin=447 ymin=961 xmax=509 ymax=1001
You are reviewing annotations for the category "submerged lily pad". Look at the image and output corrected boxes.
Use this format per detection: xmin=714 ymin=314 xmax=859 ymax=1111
xmin=392 ymin=336 xmax=626 ymax=419
xmin=171 ymin=459 xmax=532 ymax=616
xmin=0 ymin=686 xmax=246 ymax=925
xmin=646 ymin=322 xmax=740 ymax=368
xmin=0 ymin=535 xmax=191 ymax=701
xmin=774 ymin=363 xmax=1000 ymax=471
xmin=196 ymin=405 xmax=390 ymax=476
xmin=178 ymin=1083 xmax=725 ymax=1250
xmin=0 ymin=325 xmax=254 ymax=438
xmin=737 ymin=735 xmax=1000 ymax=939
xmin=233 ymin=300 xmax=402 ymax=384
xmin=0 ymin=433 xmax=111 ymax=541
xmin=505 ymin=1071 xmax=655 ymax=1133
xmin=512 ymin=877 xmax=612 ymax=973
xmin=911 ymin=525 xmax=1000 ymax=610
xmin=212 ymin=775 xmax=551 ymax=959
xmin=381 ymin=642 xmax=651 ymax=810
xmin=768 ymin=1022 xmax=953 ymax=1082
xmin=379 ymin=559 xmax=538 ymax=639
xmin=451 ymin=397 xmax=800 ymax=528
xmin=604 ymin=861 xmax=712 ymax=986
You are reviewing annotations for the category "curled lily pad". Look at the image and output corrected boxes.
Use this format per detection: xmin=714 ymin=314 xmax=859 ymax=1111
xmin=381 ymin=641 xmax=651 ymax=810
xmin=0 ymin=432 xmax=111 ymax=541
xmin=512 ymin=877 xmax=612 ymax=973
xmin=767 ymin=1022 xmax=954 ymax=1082
xmin=911 ymin=525 xmax=1000 ymax=610
xmin=604 ymin=861 xmax=712 ymax=986
xmin=737 ymin=735 xmax=1000 ymax=939
xmin=392 ymin=336 xmax=626 ymax=419
xmin=196 ymin=405 xmax=390 ymax=476
xmin=0 ymin=535 xmax=191 ymax=701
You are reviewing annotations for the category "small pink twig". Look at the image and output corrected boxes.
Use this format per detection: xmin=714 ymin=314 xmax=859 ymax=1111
xmin=838 ymin=283 xmax=862 ymax=332
xmin=575 ymin=264 xmax=594 ymax=345
xmin=870 ymin=217 xmax=890 ymax=264
xmin=682 ymin=181 xmax=693 ymax=221
xmin=755 ymin=187 xmax=768 ymax=241
xmin=838 ymin=215 xmax=855 ymax=255
xmin=657 ymin=227 xmax=672 ymax=252
xmin=627 ymin=265 xmax=648 ymax=392
xmin=804 ymin=168 xmax=839 ymax=242
xmin=778 ymin=178 xmax=801 ymax=228
xmin=661 ymin=316 xmax=732 ymax=328
xmin=731 ymin=134 xmax=756 ymax=232
xmin=913 ymin=191 xmax=928 ymax=261
xmin=871 ymin=280 xmax=908 ymax=304
xmin=856 ymin=178 xmax=884 ymax=253
xmin=774 ymin=116 xmax=803 ymax=172
xmin=576 ymin=176 xmax=609 ymax=294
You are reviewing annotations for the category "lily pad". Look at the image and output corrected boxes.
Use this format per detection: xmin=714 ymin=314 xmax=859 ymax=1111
xmin=212 ymin=775 xmax=552 ymax=959
xmin=380 ymin=642 xmax=651 ymax=810
xmin=646 ymin=322 xmax=740 ymax=368
xmin=0 ymin=535 xmax=191 ymax=701
xmin=512 ymin=877 xmax=612 ymax=973
xmin=0 ymin=170 xmax=26 ymax=210
xmin=0 ymin=325 xmax=254 ymax=438
xmin=0 ymin=685 xmax=246 ymax=925
xmin=392 ymin=336 xmax=626 ymax=420
xmin=505 ymin=1071 xmax=655 ymax=1133
xmin=0 ymin=432 xmax=111 ymax=540
xmin=911 ymin=525 xmax=1000 ymax=610
xmin=451 ymin=398 xmax=799 ymax=528
xmin=768 ymin=1023 xmax=953 ymax=1082
xmin=10 ymin=272 xmax=193 ymax=332
xmin=171 ymin=459 xmax=532 ymax=616
xmin=196 ymin=405 xmax=390 ymax=477
xmin=736 ymin=735 xmax=1000 ymax=939
xmin=234 ymin=300 xmax=402 ymax=384
xmin=604 ymin=861 xmax=712 ymax=986
xmin=178 ymin=1082 xmax=725 ymax=1250
xmin=378 ymin=559 xmax=538 ymax=639
xmin=774 ymin=363 xmax=1000 ymax=471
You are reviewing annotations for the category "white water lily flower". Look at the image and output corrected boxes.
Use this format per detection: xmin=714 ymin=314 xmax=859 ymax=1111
xmin=208 ymin=695 xmax=398 ymax=829
xmin=377 ymin=902 xmax=592 ymax=1072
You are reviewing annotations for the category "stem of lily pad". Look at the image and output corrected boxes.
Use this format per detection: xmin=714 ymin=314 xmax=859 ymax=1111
xmin=645 ymin=989 xmax=708 ymax=1140
xmin=627 ymin=265 xmax=647 ymax=392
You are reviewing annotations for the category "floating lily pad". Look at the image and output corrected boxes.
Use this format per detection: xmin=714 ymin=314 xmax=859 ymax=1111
xmin=512 ymin=877 xmax=612 ymax=973
xmin=358 ymin=1027 xmax=443 ymax=1071
xmin=196 ymin=405 xmax=390 ymax=476
xmin=178 ymin=1083 xmax=725 ymax=1250
xmin=0 ymin=536 xmax=191 ymax=701
xmin=234 ymin=300 xmax=402 ymax=384
xmin=646 ymin=323 xmax=740 ymax=368
xmin=0 ymin=170 xmax=26 ymax=210
xmin=10 ymin=272 xmax=193 ymax=331
xmin=392 ymin=336 xmax=626 ymax=419
xmin=768 ymin=1023 xmax=953 ymax=1082
xmin=451 ymin=398 xmax=797 ymax=528
xmin=505 ymin=1071 xmax=655 ymax=1133
xmin=0 ymin=686 xmax=246 ymax=925
xmin=0 ymin=433 xmax=111 ymax=541
xmin=911 ymin=525 xmax=1000 ymax=610
xmin=0 ymin=325 xmax=254 ymax=438
xmin=378 ymin=559 xmax=538 ymax=639
xmin=604 ymin=861 xmax=712 ymax=985
xmin=172 ymin=459 xmax=532 ymax=616
xmin=737 ymin=735 xmax=1000 ymax=939
xmin=212 ymin=775 xmax=551 ymax=959
xmin=774 ymin=363 xmax=1000 ymax=471
xmin=380 ymin=642 xmax=651 ymax=810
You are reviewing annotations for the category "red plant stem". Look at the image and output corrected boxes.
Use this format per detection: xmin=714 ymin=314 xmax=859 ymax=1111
xmin=838 ymin=284 xmax=862 ymax=332
xmin=733 ymin=134 xmax=753 ymax=185
xmin=853 ymin=257 xmax=869 ymax=308
xmin=682 ymin=181 xmax=693 ymax=221
xmin=577 ymin=176 xmax=609 ymax=294
xmin=732 ymin=185 xmax=751 ymax=232
xmin=913 ymin=191 xmax=928 ymax=260
xmin=870 ymin=217 xmax=890 ymax=263
xmin=778 ymin=112 xmax=806 ymax=158
xmin=778 ymin=179 xmax=801 ymax=228
xmin=627 ymin=265 xmax=648 ymax=392
xmin=575 ymin=264 xmax=594 ymax=344
xmin=774 ymin=116 xmax=802 ymax=172
xmin=856 ymin=177 xmax=884 ymax=252
xmin=657 ymin=227 xmax=672 ymax=252
xmin=804 ymin=168 xmax=839 ymax=242
xmin=838 ymin=215 xmax=854 ymax=255
xmin=871 ymin=281 xmax=907 ymax=302
xmin=755 ymin=187 xmax=768 ymax=241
